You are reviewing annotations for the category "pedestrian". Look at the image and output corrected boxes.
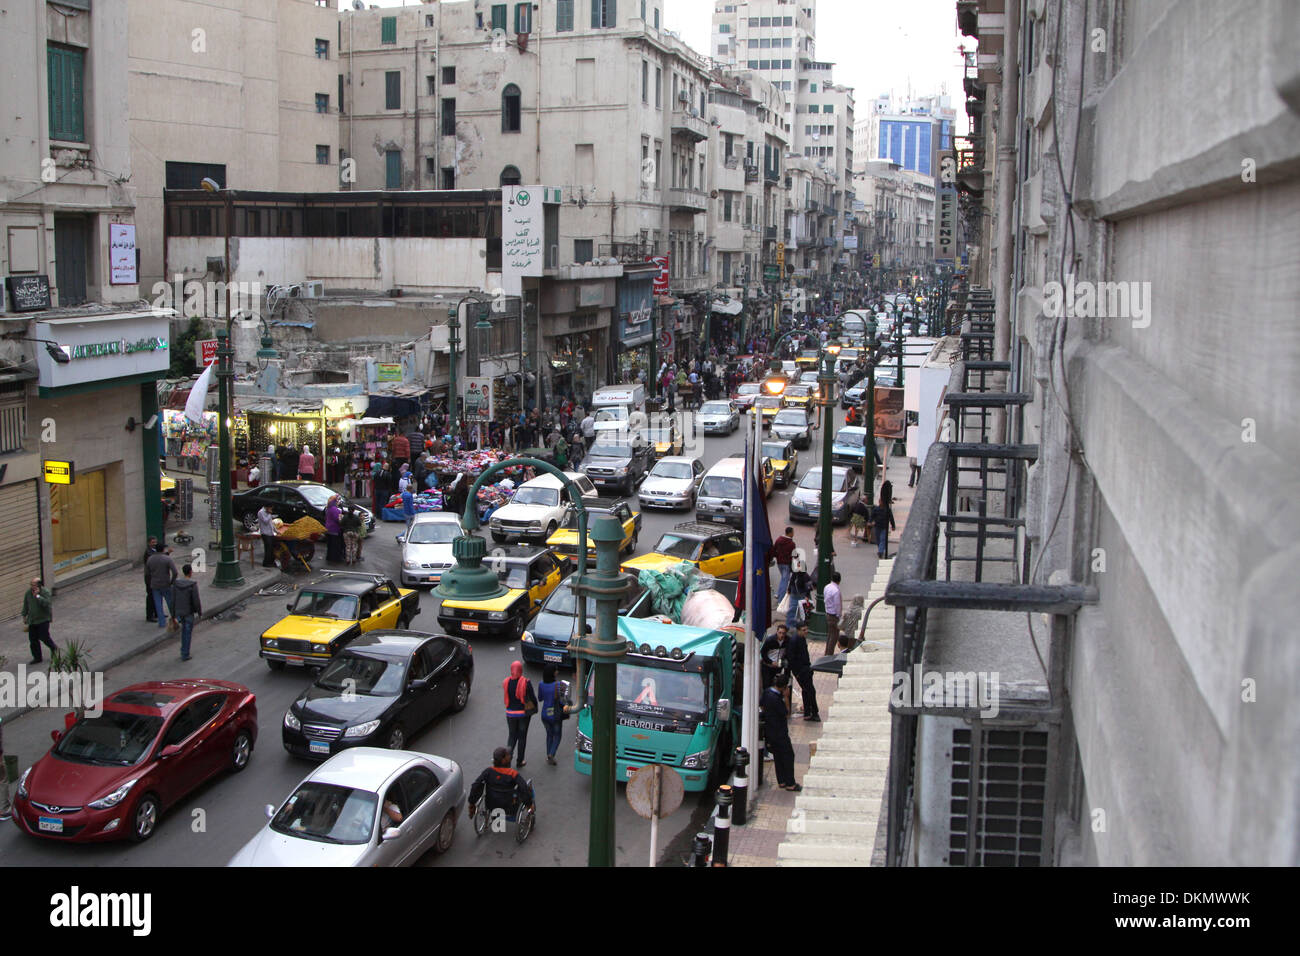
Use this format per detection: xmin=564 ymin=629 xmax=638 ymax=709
xmin=171 ymin=563 xmax=202 ymax=662
xmin=257 ymin=503 xmax=279 ymax=567
xmin=443 ymin=472 xmax=467 ymax=516
xmin=554 ymin=432 xmax=568 ymax=469
xmin=785 ymin=550 xmax=813 ymax=629
xmin=373 ymin=460 xmax=393 ymax=514
xmin=537 ymin=664 xmax=569 ymax=765
xmin=142 ymin=536 xmax=159 ymax=621
xmin=146 ymin=545 xmax=179 ymax=628
xmin=772 ymin=526 xmax=796 ymax=601
xmin=849 ymin=495 xmax=871 ymax=543
xmin=823 ymin=571 xmax=843 ymax=657
xmin=397 ymin=463 xmax=412 ymax=495
xmin=21 ymin=577 xmax=57 ymax=664
xmin=761 ymin=674 xmax=800 ymax=791
xmin=503 ymin=660 xmax=537 ymax=768
xmin=400 ymin=484 xmax=416 ymax=531
xmin=247 ymin=460 xmax=261 ymax=488
xmin=760 ymin=623 xmax=790 ymax=691
xmin=324 ymin=494 xmax=344 ymax=562
xmin=788 ymin=622 xmax=820 ymax=721
xmin=282 ymin=444 xmax=300 ymax=481
xmin=341 ymin=507 xmax=363 ymax=565
xmin=390 ymin=431 xmax=411 ymax=470
xmin=871 ymin=490 xmax=896 ymax=559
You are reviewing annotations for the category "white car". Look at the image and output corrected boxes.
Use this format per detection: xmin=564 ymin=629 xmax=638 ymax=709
xmin=397 ymin=512 xmax=463 ymax=587
xmin=698 ymin=401 xmax=739 ymax=435
xmin=489 ymin=471 xmax=598 ymax=544
xmin=638 ymin=456 xmax=705 ymax=510
xmin=227 ymin=749 xmax=464 ymax=867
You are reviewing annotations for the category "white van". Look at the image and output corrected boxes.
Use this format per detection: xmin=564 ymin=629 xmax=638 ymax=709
xmin=591 ymin=383 xmax=647 ymax=435
xmin=488 ymin=470 xmax=599 ymax=543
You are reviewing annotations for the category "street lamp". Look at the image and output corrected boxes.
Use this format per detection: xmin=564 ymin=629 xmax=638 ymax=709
xmin=863 ymin=314 xmax=879 ymax=503
xmin=807 ymin=343 xmax=840 ymax=645
xmin=446 ymin=294 xmax=492 ymax=439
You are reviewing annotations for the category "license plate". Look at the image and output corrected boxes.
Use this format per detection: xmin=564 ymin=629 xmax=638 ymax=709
xmin=462 ymin=621 xmax=479 ymax=632
xmin=625 ymin=766 xmax=639 ymax=777
xmin=286 ymin=656 xmax=305 ymax=666
xmin=38 ymin=816 xmax=64 ymax=833
xmin=713 ymin=515 xmax=727 ymax=523
xmin=597 ymin=479 xmax=610 ymax=484
xmin=309 ymin=740 xmax=330 ymax=755
xmin=544 ymin=652 xmax=563 ymax=663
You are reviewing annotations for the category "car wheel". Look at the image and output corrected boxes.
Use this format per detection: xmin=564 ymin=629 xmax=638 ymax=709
xmin=129 ymin=793 xmax=161 ymax=843
xmin=450 ymin=677 xmax=471 ymax=712
xmin=386 ymin=724 xmax=406 ymax=750
xmin=266 ymin=659 xmax=285 ymax=672
xmin=397 ymin=614 xmax=410 ymax=630
xmin=230 ymin=729 xmax=253 ymax=772
xmin=241 ymin=513 xmax=258 ymax=532
xmin=434 ymin=809 xmax=456 ymax=854
xmin=513 ymin=616 xmax=527 ymax=642
xmin=491 ymin=532 xmax=506 ymax=545
xmin=546 ymin=521 xmax=558 ymax=539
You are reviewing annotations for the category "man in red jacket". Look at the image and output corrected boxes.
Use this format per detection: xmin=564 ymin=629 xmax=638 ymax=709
xmin=772 ymin=526 xmax=797 ymax=602
xmin=390 ymin=432 xmax=410 ymax=470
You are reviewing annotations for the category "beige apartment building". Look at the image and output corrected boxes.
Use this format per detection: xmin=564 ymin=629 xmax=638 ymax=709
xmin=127 ymin=0 xmax=341 ymax=290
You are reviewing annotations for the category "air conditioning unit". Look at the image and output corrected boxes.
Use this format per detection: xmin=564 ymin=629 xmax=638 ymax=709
xmin=302 ymin=280 xmax=325 ymax=298
xmin=677 ymin=91 xmax=690 ymax=103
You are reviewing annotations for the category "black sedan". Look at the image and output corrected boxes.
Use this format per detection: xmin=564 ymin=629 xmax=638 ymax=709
xmin=233 ymin=481 xmax=375 ymax=532
xmin=282 ymin=631 xmax=472 ymax=758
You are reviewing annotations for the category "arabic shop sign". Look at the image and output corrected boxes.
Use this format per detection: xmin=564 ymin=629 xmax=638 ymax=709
xmin=502 ymin=185 xmax=546 ymax=296
xmin=35 ymin=314 xmax=173 ymax=390
xmin=65 ymin=336 xmax=169 ymax=360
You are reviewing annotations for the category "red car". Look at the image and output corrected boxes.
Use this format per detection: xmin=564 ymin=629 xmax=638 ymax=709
xmin=12 ymin=679 xmax=257 ymax=843
xmin=730 ymin=382 xmax=762 ymax=410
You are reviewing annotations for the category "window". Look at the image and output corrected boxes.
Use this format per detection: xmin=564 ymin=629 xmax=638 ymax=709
xmin=315 ymin=38 xmax=329 ymax=59
xmin=641 ymin=60 xmax=648 ymax=103
xmin=385 ymin=71 xmax=401 ymax=109
xmin=441 ymin=166 xmax=455 ymax=189
xmin=385 ymin=150 xmax=401 ymax=188
xmin=808 ymin=104 xmax=818 ymax=113
xmin=759 ymin=38 xmax=770 ymax=48
xmin=427 ymin=75 xmax=436 ymax=96
xmin=748 ymin=18 xmax=758 ymax=27
xmin=653 ymin=8 xmax=659 ymax=28
xmin=747 ymin=60 xmax=758 ymax=69
xmin=574 ymin=239 xmax=593 ymax=262
xmin=500 ymin=165 xmax=522 ymax=186
xmin=491 ymin=4 xmax=507 ymax=32
xmin=655 ymin=67 xmax=662 ymax=108
xmin=426 ymin=157 xmax=437 ymax=176
xmin=381 ymin=16 xmax=396 ymax=44
xmin=719 ymin=23 xmax=729 ymax=33
xmin=823 ymin=103 xmax=833 ymax=113
xmin=164 ymin=161 xmax=226 ymax=189
xmin=515 ymin=2 xmax=532 ymax=33
xmin=591 ymin=0 xmax=616 ymax=29
xmin=442 ymin=65 xmax=455 ymax=85
xmin=556 ymin=0 xmax=574 ymax=31
xmin=784 ymin=16 xmax=793 ymax=26
xmin=315 ymin=93 xmax=329 ymax=113
xmin=723 ymin=192 xmax=733 ymax=221
xmin=47 ymin=45 xmax=85 ymax=142
xmin=759 ymin=60 xmax=770 ymax=70
xmin=810 ymin=83 xmax=817 ymax=92
xmin=783 ymin=37 xmax=792 ymax=47
xmin=426 ymin=13 xmax=435 ymax=27
xmin=316 ymin=145 xmax=330 ymax=165
xmin=502 ymin=83 xmax=521 ymax=132
xmin=640 ymin=0 xmax=646 ymax=20
xmin=441 ymin=98 xmax=456 ymax=135
xmin=654 ymin=143 xmax=662 ymax=185
xmin=782 ymin=59 xmax=792 ymax=69
xmin=338 ymin=74 xmax=345 ymax=114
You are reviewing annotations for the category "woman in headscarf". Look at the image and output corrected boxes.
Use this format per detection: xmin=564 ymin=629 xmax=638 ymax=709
xmin=503 ymin=661 xmax=537 ymax=768
xmin=323 ymin=494 xmax=343 ymax=563
xmin=537 ymin=664 xmax=569 ymax=765
xmin=298 ymin=445 xmax=316 ymax=482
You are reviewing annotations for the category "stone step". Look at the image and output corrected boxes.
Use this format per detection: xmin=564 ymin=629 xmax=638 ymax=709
xmin=812 ymin=736 xmax=890 ymax=753
xmin=803 ymin=773 xmax=886 ymax=795
xmin=808 ymin=754 xmax=888 ymax=772
xmin=794 ymin=794 xmax=881 ymax=813
xmin=777 ymin=842 xmax=875 ymax=863
xmin=785 ymin=805 xmax=880 ymax=824
xmin=786 ymin=817 xmax=879 ymax=838
xmin=825 ymin=703 xmax=891 ymax=717
xmin=818 ymin=720 xmax=893 ymax=735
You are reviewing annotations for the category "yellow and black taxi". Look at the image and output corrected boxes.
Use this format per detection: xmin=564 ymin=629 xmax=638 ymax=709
xmin=640 ymin=420 xmax=684 ymax=459
xmin=761 ymin=438 xmax=800 ymax=487
xmin=621 ymin=522 xmax=745 ymax=581
xmin=781 ymin=383 xmax=816 ymax=410
xmin=547 ymin=500 xmax=642 ymax=561
xmin=260 ymin=571 xmax=420 ymax=671
xmin=437 ymin=545 xmax=568 ymax=641
xmin=754 ymin=394 xmax=783 ymax=428
xmin=794 ymin=349 xmax=822 ymax=370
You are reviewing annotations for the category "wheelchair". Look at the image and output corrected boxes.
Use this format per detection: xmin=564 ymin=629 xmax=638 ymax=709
xmin=470 ymin=783 xmax=535 ymax=844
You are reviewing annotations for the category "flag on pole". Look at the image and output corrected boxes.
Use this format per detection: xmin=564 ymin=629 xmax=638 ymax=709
xmin=734 ymin=453 xmax=774 ymax=635
xmin=184 ymin=361 xmax=215 ymax=425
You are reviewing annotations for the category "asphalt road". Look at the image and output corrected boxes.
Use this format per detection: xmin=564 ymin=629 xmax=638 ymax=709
xmin=0 ymin=409 xmax=869 ymax=867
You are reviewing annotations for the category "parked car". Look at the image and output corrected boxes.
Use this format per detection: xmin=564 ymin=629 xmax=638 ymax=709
xmin=761 ymin=438 xmax=800 ymax=487
xmin=281 ymin=631 xmax=472 ymax=758
xmin=771 ymin=408 xmax=814 ymax=449
xmin=621 ymin=522 xmax=745 ymax=580
xmin=233 ymin=481 xmax=374 ymax=533
xmin=437 ymin=545 xmax=568 ymax=640
xmin=397 ymin=512 xmax=463 ymax=587
xmin=580 ymin=435 xmax=654 ymax=496
xmin=547 ymin=500 xmax=642 ymax=560
xmin=228 ymin=748 xmax=464 ymax=866
xmin=788 ymin=466 xmax=860 ymax=525
xmin=260 ymin=570 xmax=420 ymax=671
xmin=698 ymin=400 xmax=740 ymax=435
xmin=637 ymin=456 xmax=704 ymax=511
xmin=488 ymin=471 xmax=598 ymax=544
xmin=522 ymin=578 xmax=655 ymax=668
xmin=13 ymin=680 xmax=257 ymax=843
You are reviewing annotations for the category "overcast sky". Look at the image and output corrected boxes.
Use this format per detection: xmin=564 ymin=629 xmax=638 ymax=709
xmin=367 ymin=0 xmax=970 ymax=131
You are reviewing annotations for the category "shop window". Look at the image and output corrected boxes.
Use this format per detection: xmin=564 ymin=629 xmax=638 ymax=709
xmin=51 ymin=468 xmax=108 ymax=576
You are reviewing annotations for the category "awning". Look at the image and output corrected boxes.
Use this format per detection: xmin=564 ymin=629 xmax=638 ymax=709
xmin=239 ymin=398 xmax=325 ymax=416
xmin=711 ymin=298 xmax=743 ymax=315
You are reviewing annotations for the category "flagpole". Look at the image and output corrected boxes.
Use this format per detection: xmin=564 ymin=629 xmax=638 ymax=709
xmin=741 ymin=408 xmax=761 ymax=787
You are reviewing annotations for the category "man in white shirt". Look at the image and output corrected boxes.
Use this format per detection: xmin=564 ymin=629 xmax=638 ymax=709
xmin=257 ymin=504 xmax=278 ymax=568
xmin=581 ymin=412 xmax=596 ymax=441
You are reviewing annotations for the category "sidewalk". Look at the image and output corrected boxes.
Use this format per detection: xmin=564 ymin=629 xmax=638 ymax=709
xmin=725 ymin=452 xmax=915 ymax=867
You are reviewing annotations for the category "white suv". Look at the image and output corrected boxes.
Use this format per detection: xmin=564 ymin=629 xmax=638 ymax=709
xmin=488 ymin=471 xmax=598 ymax=544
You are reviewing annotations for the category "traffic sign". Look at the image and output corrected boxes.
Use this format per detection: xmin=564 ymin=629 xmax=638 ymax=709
xmin=627 ymin=763 xmax=684 ymax=868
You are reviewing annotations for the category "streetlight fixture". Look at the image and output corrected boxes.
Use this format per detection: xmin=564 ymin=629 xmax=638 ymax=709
xmin=863 ymin=314 xmax=879 ymax=503
xmin=806 ymin=342 xmax=840 ymax=646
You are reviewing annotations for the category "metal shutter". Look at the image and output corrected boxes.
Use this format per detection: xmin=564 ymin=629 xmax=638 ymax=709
xmin=948 ymin=725 xmax=1050 ymax=866
xmin=0 ymin=481 xmax=43 ymax=621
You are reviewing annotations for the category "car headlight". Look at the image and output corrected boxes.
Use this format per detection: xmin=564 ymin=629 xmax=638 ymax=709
xmin=576 ymin=731 xmax=593 ymax=754
xmin=521 ymin=630 xmax=534 ymax=643
xmin=88 ymin=777 xmax=140 ymax=810
xmin=343 ymin=719 xmax=382 ymax=739
xmin=832 ymin=495 xmax=847 ymax=506
xmin=615 ymin=466 xmax=628 ymax=475
xmin=402 ymin=559 xmax=418 ymax=570
xmin=730 ymin=503 xmax=742 ymax=512
xmin=283 ymin=709 xmax=301 ymax=731
xmin=17 ymin=767 xmax=31 ymax=799
xmin=490 ymin=518 xmax=502 ymax=529
xmin=488 ymin=610 xmax=508 ymax=621
xmin=263 ymin=637 xmax=278 ymax=649
xmin=682 ymin=749 xmax=711 ymax=770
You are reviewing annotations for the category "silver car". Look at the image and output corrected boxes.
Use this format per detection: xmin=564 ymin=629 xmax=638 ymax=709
xmin=637 ymin=456 xmax=704 ymax=510
xmin=227 ymin=748 xmax=464 ymax=867
xmin=397 ymin=512 xmax=464 ymax=587
xmin=771 ymin=408 xmax=814 ymax=449
xmin=697 ymin=401 xmax=739 ymax=435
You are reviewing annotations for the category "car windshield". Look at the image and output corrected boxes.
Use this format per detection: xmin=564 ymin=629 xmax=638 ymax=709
xmin=653 ymin=534 xmax=702 ymax=561
xmin=799 ymin=469 xmax=836 ymax=489
xmin=589 ymin=443 xmax=633 ymax=459
xmin=594 ymin=407 xmax=628 ymax=422
xmin=700 ymin=476 xmax=743 ymax=499
xmin=406 ymin=521 xmax=459 ymax=544
xmin=54 ymin=711 xmax=163 ymax=766
xmin=651 ymin=460 xmax=693 ymax=479
xmin=774 ymin=411 xmax=806 ymax=425
xmin=499 ymin=566 xmax=529 ymax=590
xmin=291 ymin=591 xmax=359 ymax=619
xmin=297 ymin=485 xmax=335 ymax=508
xmin=271 ymin=782 xmax=378 ymax=845
xmin=562 ymin=508 xmax=611 ymax=530
xmin=611 ymin=664 xmax=709 ymax=718
xmin=761 ymin=443 xmax=789 ymax=459
xmin=785 ymin=386 xmax=811 ymax=397
xmin=799 ymin=350 xmax=820 ymax=359
xmin=316 ymin=653 xmax=406 ymax=696
xmin=756 ymin=396 xmax=782 ymax=409
xmin=836 ymin=430 xmax=865 ymax=447
xmin=513 ymin=486 xmax=560 ymax=507
xmin=736 ymin=383 xmax=760 ymax=396
xmin=700 ymin=402 xmax=730 ymax=415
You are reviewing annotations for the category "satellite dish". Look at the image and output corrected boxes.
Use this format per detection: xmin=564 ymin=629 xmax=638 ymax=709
xmin=199 ymin=177 xmax=221 ymax=192
xmin=352 ymin=0 xmax=364 ymax=9
xmin=709 ymin=190 xmax=718 ymax=198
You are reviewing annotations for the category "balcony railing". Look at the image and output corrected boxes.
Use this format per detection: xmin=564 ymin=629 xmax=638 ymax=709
xmin=598 ymin=239 xmax=662 ymax=261
xmin=666 ymin=187 xmax=708 ymax=213
xmin=763 ymin=167 xmax=780 ymax=184
xmin=670 ymin=109 xmax=709 ymax=142
xmin=743 ymin=162 xmax=760 ymax=183
xmin=724 ymin=155 xmax=740 ymax=169
xmin=763 ymin=226 xmax=777 ymax=240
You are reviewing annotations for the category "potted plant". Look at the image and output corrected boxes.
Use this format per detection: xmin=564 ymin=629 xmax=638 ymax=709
xmin=48 ymin=640 xmax=94 ymax=734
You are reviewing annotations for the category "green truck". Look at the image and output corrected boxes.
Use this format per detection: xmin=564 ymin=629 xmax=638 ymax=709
xmin=573 ymin=617 xmax=742 ymax=792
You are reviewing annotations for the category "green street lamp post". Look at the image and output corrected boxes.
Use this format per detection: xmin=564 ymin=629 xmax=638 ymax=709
xmin=863 ymin=314 xmax=878 ymax=502
xmin=806 ymin=347 xmax=840 ymax=644
xmin=212 ymin=325 xmax=243 ymax=589
xmin=895 ymin=313 xmax=905 ymax=389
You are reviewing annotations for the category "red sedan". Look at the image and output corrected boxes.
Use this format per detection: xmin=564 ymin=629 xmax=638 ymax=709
xmin=730 ymin=382 xmax=762 ymax=410
xmin=12 ymin=679 xmax=257 ymax=843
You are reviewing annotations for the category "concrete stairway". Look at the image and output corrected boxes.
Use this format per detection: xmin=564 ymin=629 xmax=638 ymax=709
xmin=777 ymin=557 xmax=894 ymax=866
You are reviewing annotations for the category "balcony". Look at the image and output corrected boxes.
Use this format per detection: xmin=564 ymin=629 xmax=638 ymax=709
xmin=743 ymin=162 xmax=760 ymax=183
xmin=805 ymin=198 xmax=819 ymax=213
xmin=723 ymin=155 xmax=740 ymax=169
xmin=819 ymin=236 xmax=835 ymax=247
xmin=670 ymin=272 xmax=711 ymax=294
xmin=666 ymin=187 xmax=708 ymax=213
xmin=763 ymin=226 xmax=777 ymax=240
xmin=670 ymin=109 xmax=709 ymax=142
xmin=763 ymin=167 xmax=780 ymax=185
xmin=598 ymin=239 xmax=661 ymax=262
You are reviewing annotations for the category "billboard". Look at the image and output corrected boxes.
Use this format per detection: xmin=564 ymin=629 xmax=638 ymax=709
xmin=463 ymin=377 xmax=493 ymax=423
xmin=874 ymin=386 xmax=906 ymax=439
xmin=502 ymin=185 xmax=545 ymax=296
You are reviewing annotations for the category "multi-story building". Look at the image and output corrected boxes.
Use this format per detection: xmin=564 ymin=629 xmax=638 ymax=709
xmin=127 ymin=0 xmax=341 ymax=290
xmin=883 ymin=0 xmax=1300 ymax=867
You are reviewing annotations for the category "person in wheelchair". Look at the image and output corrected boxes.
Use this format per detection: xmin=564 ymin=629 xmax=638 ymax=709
xmin=468 ymin=747 xmax=535 ymax=822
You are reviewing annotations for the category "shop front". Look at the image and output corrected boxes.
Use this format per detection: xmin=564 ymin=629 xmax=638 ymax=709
xmin=614 ymin=270 xmax=656 ymax=383
xmin=540 ymin=277 xmax=615 ymax=407
xmin=241 ymin=397 xmax=364 ymax=485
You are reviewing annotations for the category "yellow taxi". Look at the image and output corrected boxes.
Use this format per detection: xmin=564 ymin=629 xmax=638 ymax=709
xmin=754 ymin=394 xmax=783 ymax=428
xmin=794 ymin=349 xmax=822 ymax=370
xmin=620 ymin=523 xmax=745 ymax=581
xmin=761 ymin=438 xmax=800 ymax=487
xmin=781 ymin=384 xmax=816 ymax=410
xmin=259 ymin=571 xmax=420 ymax=671
xmin=547 ymin=501 xmax=642 ymax=561
xmin=437 ymin=546 xmax=567 ymax=641
xmin=160 ymin=470 xmax=176 ymax=494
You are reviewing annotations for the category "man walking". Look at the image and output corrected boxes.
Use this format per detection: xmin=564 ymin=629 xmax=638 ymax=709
xmin=21 ymin=578 xmax=57 ymax=664
xmin=257 ymin=503 xmax=278 ymax=568
xmin=146 ymin=546 xmax=179 ymax=628
xmin=823 ymin=570 xmax=843 ymax=657
xmin=788 ymin=622 xmax=820 ymax=721
xmin=761 ymin=674 xmax=800 ymax=792
xmin=401 ymin=484 xmax=417 ymax=531
xmin=172 ymin=564 xmax=202 ymax=662
xmin=142 ymin=536 xmax=159 ymax=622
xmin=772 ymin=527 xmax=796 ymax=601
